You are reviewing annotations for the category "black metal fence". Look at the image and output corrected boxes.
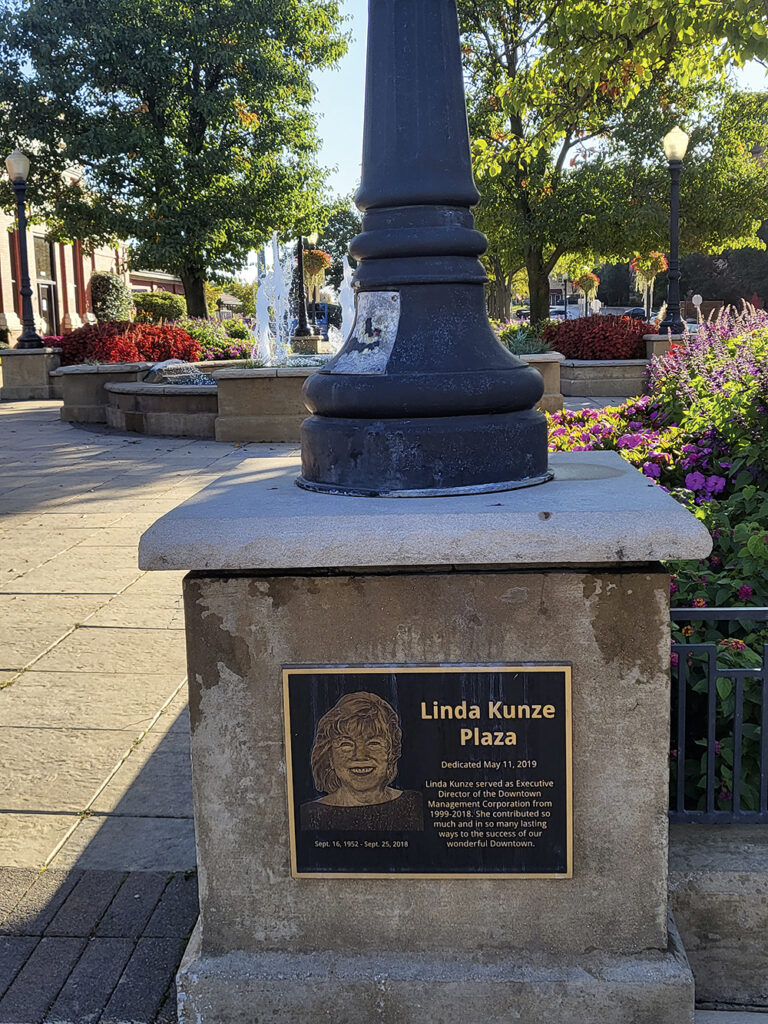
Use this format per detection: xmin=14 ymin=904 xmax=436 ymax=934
xmin=669 ymin=607 xmax=768 ymax=824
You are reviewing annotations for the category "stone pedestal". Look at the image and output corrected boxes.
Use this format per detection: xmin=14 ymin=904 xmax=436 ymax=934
xmin=0 ymin=347 xmax=62 ymax=401
xmin=139 ymin=449 xmax=711 ymax=1024
xmin=291 ymin=333 xmax=323 ymax=355
xmin=521 ymin=351 xmax=564 ymax=413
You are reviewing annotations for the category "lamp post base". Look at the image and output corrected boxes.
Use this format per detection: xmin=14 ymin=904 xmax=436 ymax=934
xmin=299 ymin=408 xmax=550 ymax=497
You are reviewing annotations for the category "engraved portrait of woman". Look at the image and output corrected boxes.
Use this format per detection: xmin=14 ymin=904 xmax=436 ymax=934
xmin=299 ymin=691 xmax=423 ymax=831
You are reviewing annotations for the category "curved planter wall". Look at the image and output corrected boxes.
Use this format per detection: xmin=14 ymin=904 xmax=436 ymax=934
xmin=105 ymin=383 xmax=219 ymax=438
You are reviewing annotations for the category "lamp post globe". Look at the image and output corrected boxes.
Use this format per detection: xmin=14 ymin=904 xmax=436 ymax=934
xmin=658 ymin=126 xmax=690 ymax=338
xmin=5 ymin=149 xmax=44 ymax=349
xmin=298 ymin=0 xmax=549 ymax=497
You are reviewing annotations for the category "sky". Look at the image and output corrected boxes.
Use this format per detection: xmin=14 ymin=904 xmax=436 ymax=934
xmin=311 ymin=0 xmax=768 ymax=198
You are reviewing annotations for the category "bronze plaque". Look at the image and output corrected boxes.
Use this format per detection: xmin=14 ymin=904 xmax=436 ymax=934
xmin=283 ymin=665 xmax=572 ymax=879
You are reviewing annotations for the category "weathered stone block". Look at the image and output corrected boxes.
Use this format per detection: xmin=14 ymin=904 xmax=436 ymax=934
xmin=669 ymin=824 xmax=768 ymax=1006
xmin=0 ymin=348 xmax=61 ymax=401
xmin=52 ymin=363 xmax=153 ymax=423
xmin=521 ymin=351 xmax=564 ymax=413
xmin=214 ymin=368 xmax=315 ymax=443
xmin=559 ymin=359 xmax=649 ymax=398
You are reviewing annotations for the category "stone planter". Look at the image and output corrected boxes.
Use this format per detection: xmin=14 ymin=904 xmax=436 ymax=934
xmin=0 ymin=347 xmax=62 ymax=401
xmin=50 ymin=363 xmax=154 ymax=423
xmin=644 ymin=333 xmax=683 ymax=360
xmin=520 ymin=351 xmax=564 ymax=413
xmin=560 ymin=359 xmax=650 ymax=399
xmin=105 ymin=382 xmax=218 ymax=438
xmin=214 ymin=367 xmax=316 ymax=443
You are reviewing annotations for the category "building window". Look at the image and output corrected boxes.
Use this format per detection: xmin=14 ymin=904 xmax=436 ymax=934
xmin=33 ymin=236 xmax=59 ymax=335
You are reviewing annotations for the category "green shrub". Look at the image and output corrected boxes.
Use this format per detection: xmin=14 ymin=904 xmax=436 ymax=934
xmin=89 ymin=272 xmax=133 ymax=322
xmin=133 ymin=291 xmax=186 ymax=323
xmin=224 ymin=317 xmax=249 ymax=339
xmin=498 ymin=323 xmax=552 ymax=355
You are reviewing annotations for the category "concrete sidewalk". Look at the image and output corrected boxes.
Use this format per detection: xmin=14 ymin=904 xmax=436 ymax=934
xmin=0 ymin=400 xmax=765 ymax=1023
xmin=0 ymin=400 xmax=260 ymax=1023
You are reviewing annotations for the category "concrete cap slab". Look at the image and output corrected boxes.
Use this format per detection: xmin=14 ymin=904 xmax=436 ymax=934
xmin=1 ymin=347 xmax=62 ymax=356
xmin=139 ymin=448 xmax=712 ymax=572
xmin=51 ymin=363 xmax=153 ymax=376
xmin=213 ymin=368 xmax=278 ymax=379
xmin=520 ymin=352 xmax=565 ymax=363
xmin=104 ymin=383 xmax=218 ymax=395
xmin=561 ymin=359 xmax=650 ymax=367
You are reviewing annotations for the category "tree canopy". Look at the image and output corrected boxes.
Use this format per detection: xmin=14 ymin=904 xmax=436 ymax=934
xmin=0 ymin=0 xmax=347 ymax=314
xmin=459 ymin=0 xmax=768 ymax=321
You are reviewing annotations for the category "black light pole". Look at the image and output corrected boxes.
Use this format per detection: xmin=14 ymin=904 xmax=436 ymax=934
xmin=5 ymin=149 xmax=43 ymax=349
xmin=658 ymin=126 xmax=689 ymax=337
xmin=299 ymin=0 xmax=548 ymax=496
xmin=305 ymin=231 xmax=319 ymax=330
xmin=293 ymin=238 xmax=313 ymax=339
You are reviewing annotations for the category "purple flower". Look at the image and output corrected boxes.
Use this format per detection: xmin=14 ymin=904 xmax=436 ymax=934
xmin=628 ymin=421 xmax=643 ymax=430
xmin=617 ymin=433 xmax=645 ymax=450
xmin=685 ymin=472 xmax=706 ymax=491
xmin=670 ymin=652 xmax=679 ymax=668
xmin=738 ymin=585 xmax=753 ymax=601
xmin=670 ymin=580 xmax=679 ymax=595
xmin=642 ymin=461 xmax=661 ymax=478
xmin=705 ymin=475 xmax=726 ymax=495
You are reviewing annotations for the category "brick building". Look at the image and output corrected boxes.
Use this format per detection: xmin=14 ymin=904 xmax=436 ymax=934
xmin=0 ymin=208 xmax=184 ymax=344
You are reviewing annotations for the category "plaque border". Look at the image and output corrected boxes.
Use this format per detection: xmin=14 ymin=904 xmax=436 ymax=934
xmin=282 ymin=664 xmax=573 ymax=880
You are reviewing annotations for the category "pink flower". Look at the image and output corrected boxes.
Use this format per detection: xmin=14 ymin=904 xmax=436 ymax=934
xmin=670 ymin=580 xmax=679 ymax=594
xmin=685 ymin=471 xmax=706 ymax=491
xmin=738 ymin=585 xmax=753 ymax=601
xmin=617 ymin=433 xmax=645 ymax=449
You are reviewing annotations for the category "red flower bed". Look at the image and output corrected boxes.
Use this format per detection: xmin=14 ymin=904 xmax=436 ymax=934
xmin=57 ymin=322 xmax=200 ymax=366
xmin=540 ymin=315 xmax=654 ymax=360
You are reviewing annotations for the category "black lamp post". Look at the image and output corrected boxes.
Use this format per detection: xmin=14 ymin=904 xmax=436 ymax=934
xmin=657 ymin=126 xmax=689 ymax=337
xmin=5 ymin=149 xmax=43 ymax=349
xmin=293 ymin=238 xmax=314 ymax=339
xmin=299 ymin=0 xmax=548 ymax=496
xmin=305 ymin=231 xmax=320 ymax=331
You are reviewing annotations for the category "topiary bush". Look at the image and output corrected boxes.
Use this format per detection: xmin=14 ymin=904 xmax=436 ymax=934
xmin=541 ymin=314 xmax=653 ymax=360
xmin=133 ymin=291 xmax=187 ymax=324
xmin=89 ymin=272 xmax=133 ymax=322
xmin=56 ymin=322 xmax=200 ymax=366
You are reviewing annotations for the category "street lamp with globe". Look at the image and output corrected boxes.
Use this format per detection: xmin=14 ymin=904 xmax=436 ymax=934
xmin=4 ymin=149 xmax=44 ymax=348
xmin=658 ymin=126 xmax=689 ymax=337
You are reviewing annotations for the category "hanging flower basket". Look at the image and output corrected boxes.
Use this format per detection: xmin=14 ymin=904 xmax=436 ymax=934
xmin=303 ymin=248 xmax=332 ymax=293
xmin=573 ymin=271 xmax=600 ymax=296
xmin=630 ymin=252 xmax=668 ymax=285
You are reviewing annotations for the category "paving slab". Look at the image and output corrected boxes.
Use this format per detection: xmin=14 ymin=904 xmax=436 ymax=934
xmin=1 ymin=673 xmax=182 ymax=731
xmin=95 ymin=874 xmax=168 ymax=940
xmin=0 ymin=727 xmax=140 ymax=813
xmin=0 ymin=935 xmax=87 ymax=1023
xmin=43 ymin=936 xmax=134 ymax=1024
xmin=0 ymin=817 xmax=79 ymax=871
xmin=99 ymin=936 xmax=187 ymax=1024
xmin=26 ymin=627 xmax=186 ymax=676
xmin=0 ymin=937 xmax=37 ymax=1002
xmin=49 ymin=816 xmax=196 ymax=872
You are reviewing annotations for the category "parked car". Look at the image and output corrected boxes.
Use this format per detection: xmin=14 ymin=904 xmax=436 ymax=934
xmin=512 ymin=307 xmax=531 ymax=321
xmin=622 ymin=307 xmax=648 ymax=320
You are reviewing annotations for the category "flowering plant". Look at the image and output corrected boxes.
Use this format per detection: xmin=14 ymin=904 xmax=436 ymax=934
xmin=540 ymin=314 xmax=652 ymax=359
xmin=629 ymin=252 xmax=668 ymax=283
xmin=573 ymin=271 xmax=600 ymax=296
xmin=57 ymin=322 xmax=200 ymax=365
xmin=548 ymin=321 xmax=768 ymax=811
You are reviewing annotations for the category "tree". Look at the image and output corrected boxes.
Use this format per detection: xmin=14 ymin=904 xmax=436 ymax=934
xmin=459 ymin=0 xmax=768 ymax=322
xmin=318 ymin=196 xmax=362 ymax=290
xmin=0 ymin=0 xmax=347 ymax=315
xmin=205 ymin=278 xmax=257 ymax=318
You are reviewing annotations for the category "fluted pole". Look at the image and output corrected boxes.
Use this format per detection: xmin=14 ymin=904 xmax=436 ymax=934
xmin=299 ymin=0 xmax=549 ymax=496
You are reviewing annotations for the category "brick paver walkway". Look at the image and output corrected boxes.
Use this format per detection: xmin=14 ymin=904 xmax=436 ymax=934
xmin=0 ymin=400 xmax=257 ymax=1023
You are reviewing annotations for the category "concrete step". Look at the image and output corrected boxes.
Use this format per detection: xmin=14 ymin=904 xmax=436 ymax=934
xmin=697 ymin=1013 xmax=768 ymax=1022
